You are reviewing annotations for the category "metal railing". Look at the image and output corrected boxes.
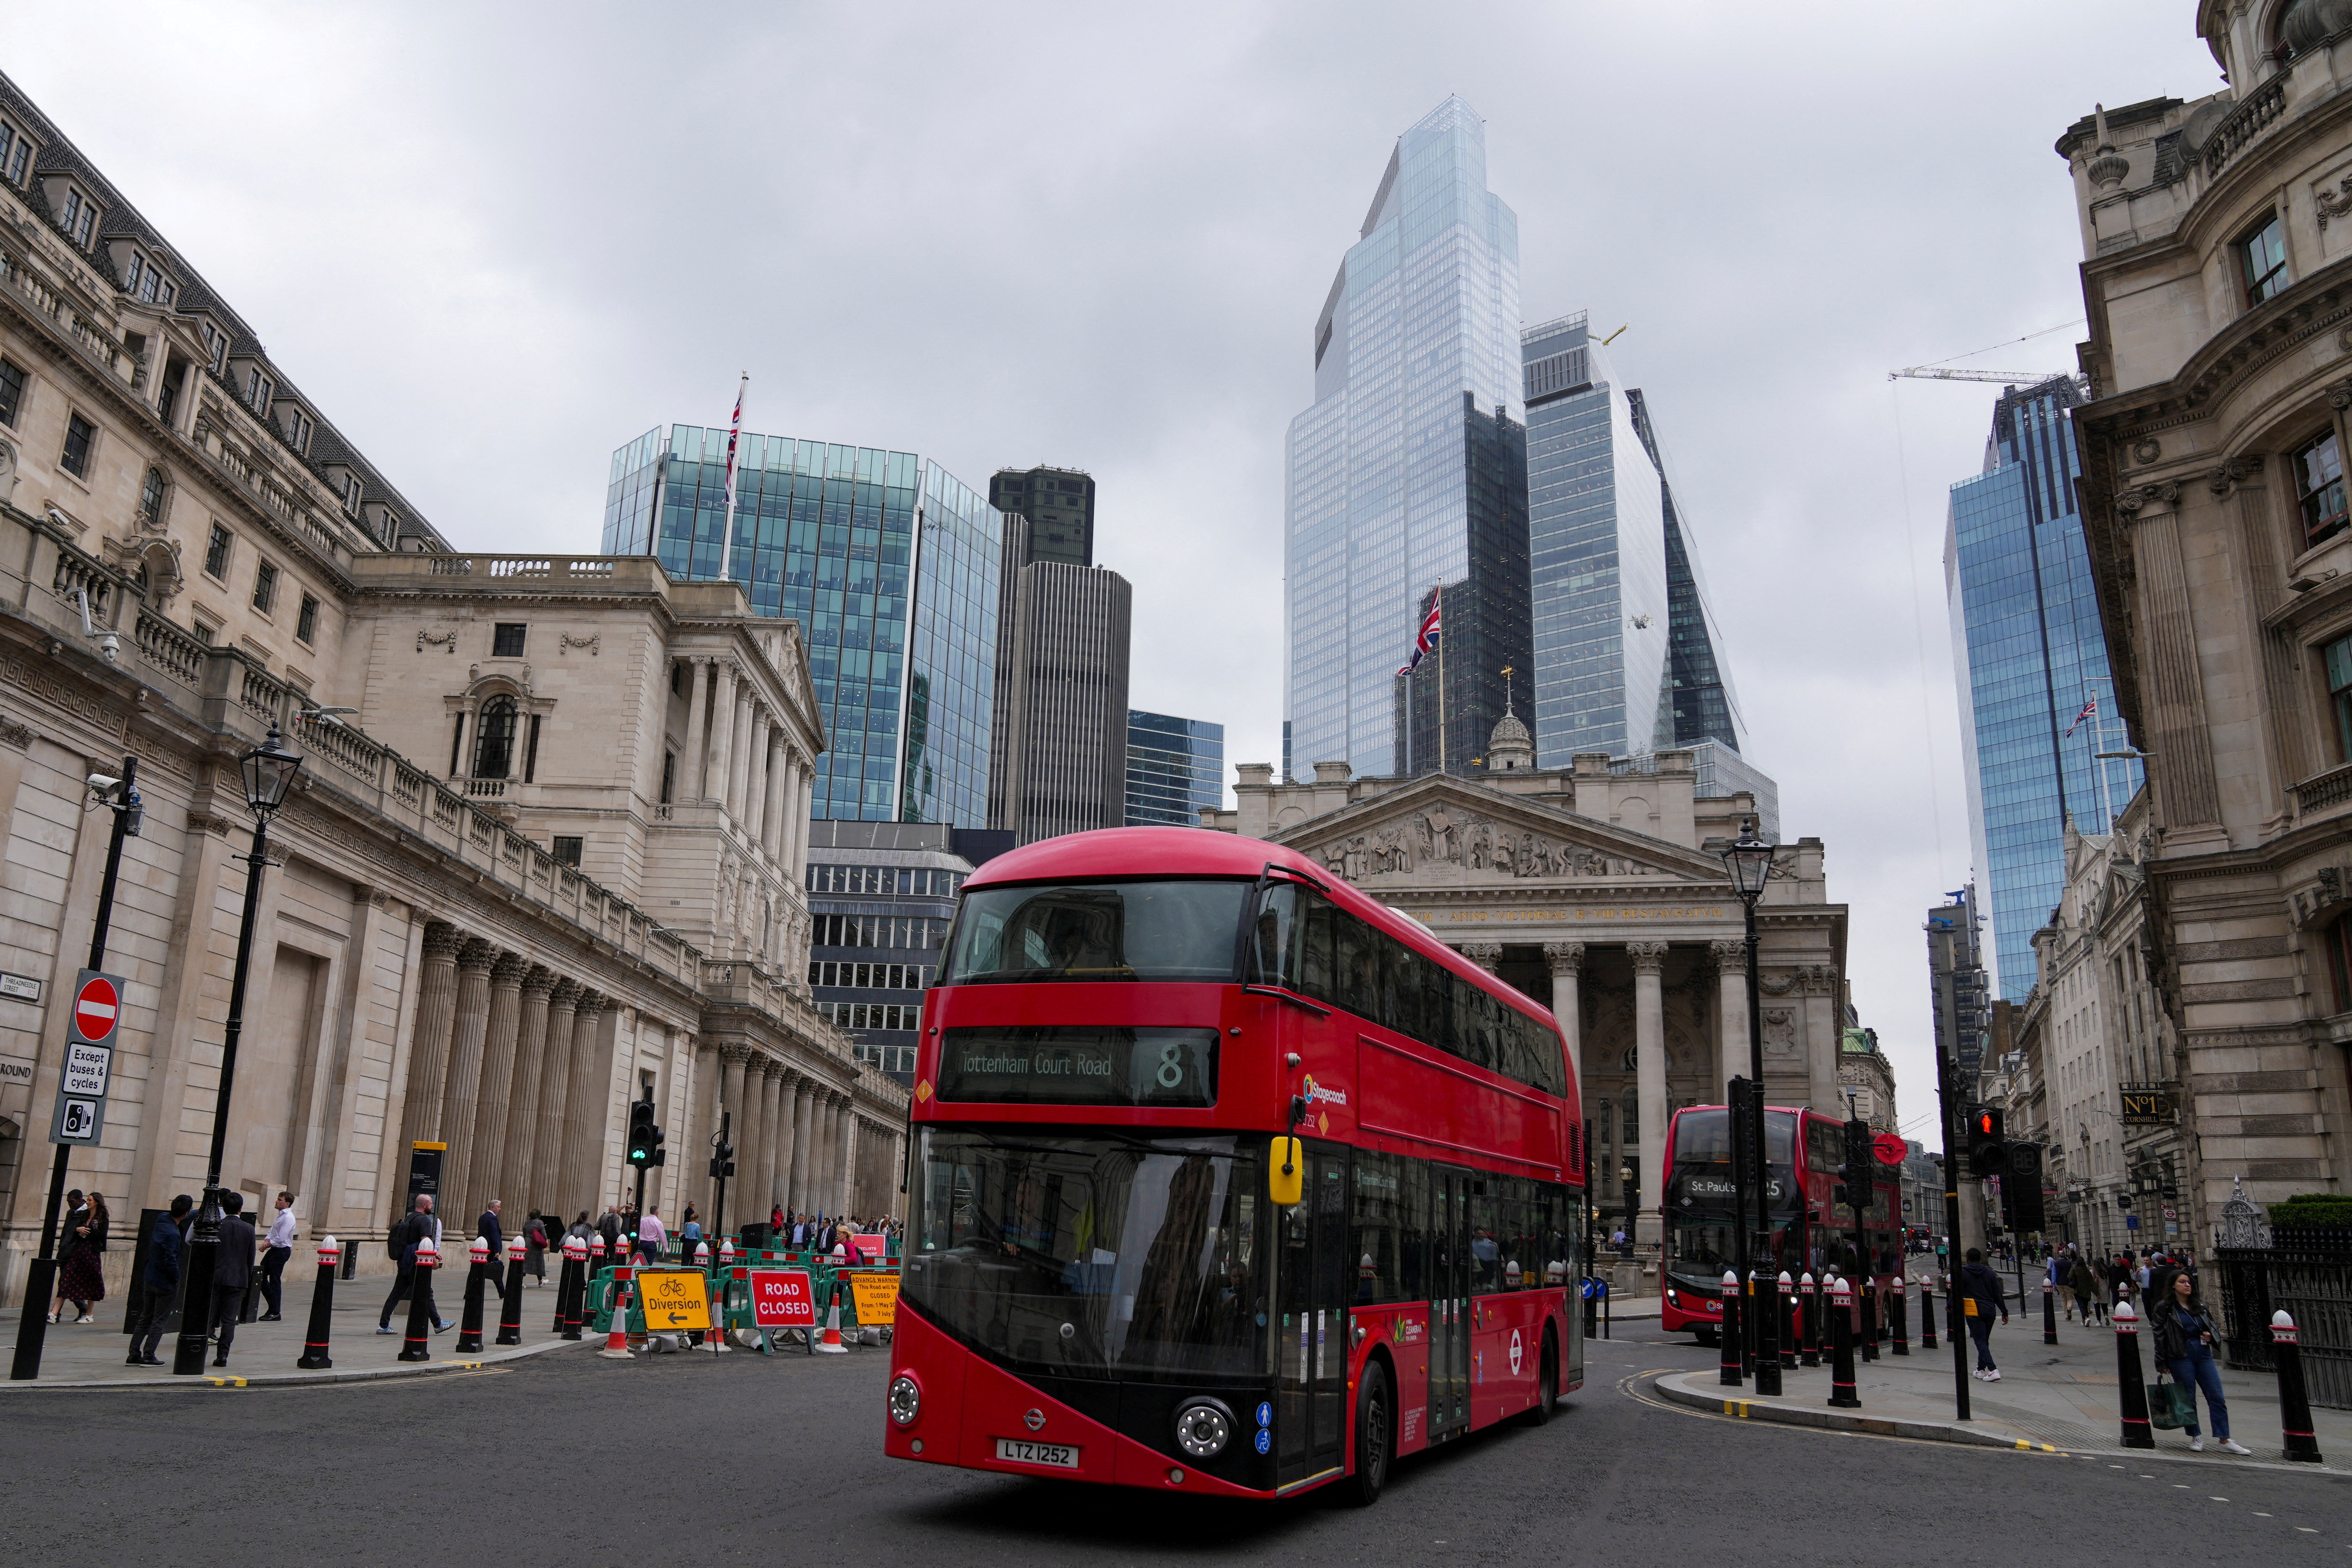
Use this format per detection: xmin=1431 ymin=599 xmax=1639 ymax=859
xmin=2216 ymin=1231 xmax=2352 ymax=1409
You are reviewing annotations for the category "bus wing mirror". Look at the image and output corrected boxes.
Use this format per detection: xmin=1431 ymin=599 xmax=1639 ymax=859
xmin=1269 ymin=1138 xmax=1304 ymax=1206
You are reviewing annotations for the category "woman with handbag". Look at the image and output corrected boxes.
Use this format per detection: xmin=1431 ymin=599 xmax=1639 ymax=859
xmin=2151 ymin=1269 xmax=2250 ymax=1454
xmin=51 ymin=1189 xmax=109 ymax=1322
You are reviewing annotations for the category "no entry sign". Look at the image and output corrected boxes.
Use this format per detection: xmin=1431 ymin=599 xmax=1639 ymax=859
xmin=71 ymin=972 xmax=121 ymax=1045
xmin=749 ymin=1268 xmax=816 ymax=1328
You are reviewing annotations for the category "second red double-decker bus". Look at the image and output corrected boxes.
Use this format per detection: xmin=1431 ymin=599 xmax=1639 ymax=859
xmin=884 ymin=827 xmax=1585 ymax=1503
xmin=1658 ymin=1104 xmax=1903 ymax=1340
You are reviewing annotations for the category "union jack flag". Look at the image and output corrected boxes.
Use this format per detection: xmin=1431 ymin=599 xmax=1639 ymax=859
xmin=2064 ymin=696 xmax=2097 ymax=737
xmin=721 ymin=372 xmax=748 ymax=521
xmin=1397 ymin=589 xmax=1442 ymax=676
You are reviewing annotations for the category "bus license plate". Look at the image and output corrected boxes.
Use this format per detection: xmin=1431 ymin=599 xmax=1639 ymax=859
xmin=995 ymin=1437 xmax=1080 ymax=1469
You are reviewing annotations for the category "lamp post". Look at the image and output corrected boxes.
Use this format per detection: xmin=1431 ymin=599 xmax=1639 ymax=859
xmin=1719 ymin=818 xmax=1780 ymax=1395
xmin=172 ymin=721 xmax=302 ymax=1375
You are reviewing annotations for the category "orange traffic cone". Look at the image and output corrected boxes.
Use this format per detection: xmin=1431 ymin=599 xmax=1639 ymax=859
xmin=816 ymin=1280 xmax=848 ymax=1354
xmin=597 ymin=1278 xmax=635 ymax=1359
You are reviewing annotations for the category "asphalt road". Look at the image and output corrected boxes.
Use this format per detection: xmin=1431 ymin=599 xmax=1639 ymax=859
xmin=6 ymin=1328 xmax=2346 ymax=1565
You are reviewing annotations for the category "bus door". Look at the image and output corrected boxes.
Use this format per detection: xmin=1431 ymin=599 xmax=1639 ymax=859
xmin=1275 ymin=1149 xmax=1350 ymax=1486
xmin=1428 ymin=1166 xmax=1471 ymax=1437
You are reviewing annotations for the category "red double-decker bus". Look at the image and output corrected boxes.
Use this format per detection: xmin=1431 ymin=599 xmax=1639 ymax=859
xmin=884 ymin=827 xmax=1585 ymax=1504
xmin=1658 ymin=1104 xmax=1902 ymax=1341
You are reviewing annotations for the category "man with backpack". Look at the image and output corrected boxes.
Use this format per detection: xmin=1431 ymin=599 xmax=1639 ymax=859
xmin=377 ymin=1194 xmax=451 ymax=1335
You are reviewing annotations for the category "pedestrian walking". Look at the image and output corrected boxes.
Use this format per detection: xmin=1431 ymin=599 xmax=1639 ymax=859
xmin=637 ymin=1206 xmax=666 ymax=1263
xmin=476 ymin=1198 xmax=506 ymax=1299
xmin=596 ymin=1205 xmax=623 ymax=1255
xmin=127 ymin=1194 xmax=193 ymax=1365
xmin=2046 ymin=1250 xmax=2070 ymax=1320
xmin=209 ymin=1192 xmax=257 ymax=1367
xmin=377 ymin=1194 xmax=450 ymax=1335
xmin=524 ymin=1211 xmax=550 ymax=1285
xmin=2153 ymin=1267 xmax=2250 ymax=1454
xmin=51 ymin=1188 xmax=109 ymax=1322
xmin=2069 ymin=1255 xmax=2104 ymax=1324
xmin=258 ymin=1190 xmax=296 ymax=1320
xmin=1958 ymin=1246 xmax=2008 ymax=1380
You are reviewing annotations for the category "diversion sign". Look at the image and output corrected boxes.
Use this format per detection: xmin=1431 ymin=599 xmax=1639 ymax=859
xmin=936 ymin=1024 xmax=1217 ymax=1106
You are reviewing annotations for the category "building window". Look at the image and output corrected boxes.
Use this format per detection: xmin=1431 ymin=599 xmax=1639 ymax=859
xmin=2328 ymin=634 xmax=2352 ymax=762
xmin=204 ymin=522 xmax=233 ymax=580
xmin=340 ymin=472 xmax=363 ymax=517
xmin=472 ymin=696 xmax=519 ymax=779
xmin=2241 ymin=213 xmax=2288 ymax=308
xmin=59 ymin=413 xmax=95 ymax=478
xmin=58 ymin=186 xmax=95 ymax=247
xmin=191 ymin=620 xmax=216 ymax=647
xmin=139 ymin=466 xmax=166 ymax=524
xmin=492 ymin=623 xmax=527 ymax=657
xmin=201 ymin=320 xmax=228 ymax=374
xmin=552 ymin=835 xmax=584 ymax=868
xmin=0 ymin=120 xmax=28 ymax=185
xmin=245 ymin=368 xmax=272 ymax=413
xmin=523 ymin=713 xmax=543 ymax=783
xmin=449 ymin=713 xmax=466 ymax=776
xmin=2294 ymin=430 xmax=2347 ymax=549
xmin=670 ymin=660 xmax=684 ymax=695
xmin=2325 ymin=912 xmax=2352 ymax=1014
xmin=295 ymin=593 xmax=319 ymax=644
xmin=251 ymin=560 xmax=278 ymax=614
xmin=660 ymin=750 xmax=677 ymax=804
xmin=284 ymin=410 xmax=313 ymax=453
xmin=0 ymin=357 xmax=24 ymax=428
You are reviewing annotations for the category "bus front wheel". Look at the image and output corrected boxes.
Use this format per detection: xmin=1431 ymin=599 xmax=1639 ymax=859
xmin=1521 ymin=1334 xmax=1558 ymax=1427
xmin=1340 ymin=1360 xmax=1391 ymax=1507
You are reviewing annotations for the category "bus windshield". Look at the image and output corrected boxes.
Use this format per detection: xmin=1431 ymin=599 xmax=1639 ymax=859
xmin=904 ymin=1128 xmax=1266 ymax=1380
xmin=939 ymin=880 xmax=1251 ymax=985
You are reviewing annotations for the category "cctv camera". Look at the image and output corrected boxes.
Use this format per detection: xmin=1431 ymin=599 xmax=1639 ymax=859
xmin=87 ymin=773 xmax=122 ymax=800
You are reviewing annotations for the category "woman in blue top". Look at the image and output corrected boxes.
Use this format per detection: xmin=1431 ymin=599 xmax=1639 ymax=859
xmin=2152 ymin=1269 xmax=2250 ymax=1454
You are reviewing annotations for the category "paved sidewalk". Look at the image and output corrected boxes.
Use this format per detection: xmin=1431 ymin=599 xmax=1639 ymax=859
xmin=1655 ymin=1315 xmax=2351 ymax=1474
xmin=2 ymin=1268 xmax=583 ymax=1390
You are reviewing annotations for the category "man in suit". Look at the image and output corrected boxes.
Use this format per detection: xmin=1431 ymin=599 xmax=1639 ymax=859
xmin=476 ymin=1198 xmax=506 ymax=1300
xmin=128 ymin=1193 xmax=193 ymax=1366
xmin=377 ymin=1194 xmax=450 ymax=1335
xmin=209 ymin=1192 xmax=257 ymax=1367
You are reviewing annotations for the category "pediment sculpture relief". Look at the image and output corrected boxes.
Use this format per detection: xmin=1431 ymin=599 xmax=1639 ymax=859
xmin=1309 ymin=805 xmax=1669 ymax=883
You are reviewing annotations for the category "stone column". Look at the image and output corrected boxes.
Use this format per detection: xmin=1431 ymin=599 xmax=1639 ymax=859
xmin=773 ymin=1071 xmax=802 ymax=1217
xmin=841 ymin=1112 xmax=862 ymax=1218
xmin=732 ymin=1047 xmax=766 ymax=1219
xmin=1543 ymin=941 xmax=1584 ymax=1108
xmin=686 ymin=1035 xmax=717 ymax=1219
xmin=794 ymin=771 xmax=815 ymax=882
xmin=828 ymin=1094 xmax=850 ymax=1216
xmin=533 ymin=980 xmax=581 ymax=1208
xmin=760 ymin=1063 xmax=788 ymax=1212
xmin=1461 ymin=942 xmax=1503 ymax=974
xmin=1712 ymin=938 xmax=1750 ymax=1100
xmin=1629 ymin=942 xmax=1668 ymax=1246
xmin=560 ymin=991 xmax=608 ymax=1216
xmin=397 ymin=923 xmax=465 ymax=1153
xmin=496 ymin=967 xmax=557 ymax=1215
xmin=455 ymin=951 xmax=527 ymax=1218
xmin=436 ymin=938 xmax=497 ymax=1203
xmin=680 ymin=656 xmax=712 ymax=799
xmin=790 ymin=1081 xmax=817 ymax=1215
xmin=762 ymin=727 xmax=788 ymax=857
xmin=779 ymin=750 xmax=805 ymax=878
xmin=704 ymin=660 xmax=738 ymax=806
xmin=728 ymin=687 xmax=755 ymax=821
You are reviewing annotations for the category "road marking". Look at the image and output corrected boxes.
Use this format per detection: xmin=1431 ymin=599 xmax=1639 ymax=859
xmin=205 ymin=1376 xmax=247 ymax=1388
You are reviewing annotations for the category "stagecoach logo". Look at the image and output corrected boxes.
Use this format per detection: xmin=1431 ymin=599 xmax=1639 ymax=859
xmin=1301 ymin=1074 xmax=1348 ymax=1108
xmin=1509 ymin=1328 xmax=1524 ymax=1376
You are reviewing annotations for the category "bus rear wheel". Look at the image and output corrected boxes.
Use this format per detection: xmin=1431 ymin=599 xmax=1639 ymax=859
xmin=1340 ymin=1360 xmax=1391 ymax=1507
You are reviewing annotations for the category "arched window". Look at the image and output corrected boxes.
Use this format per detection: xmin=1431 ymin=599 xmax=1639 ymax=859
xmin=472 ymin=696 xmax=519 ymax=780
xmin=138 ymin=466 xmax=166 ymax=525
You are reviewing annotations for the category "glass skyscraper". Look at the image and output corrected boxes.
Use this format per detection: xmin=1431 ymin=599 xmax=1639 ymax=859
xmin=1125 ymin=710 xmax=1225 ymax=827
xmin=604 ymin=424 xmax=1002 ymax=828
xmin=1521 ymin=315 xmax=1745 ymax=763
xmin=1285 ymin=97 xmax=1522 ymax=780
xmin=1946 ymin=377 xmax=2141 ymax=1001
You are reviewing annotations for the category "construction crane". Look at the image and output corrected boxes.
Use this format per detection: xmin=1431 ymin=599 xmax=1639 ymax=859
xmin=1887 ymin=365 xmax=2080 ymax=387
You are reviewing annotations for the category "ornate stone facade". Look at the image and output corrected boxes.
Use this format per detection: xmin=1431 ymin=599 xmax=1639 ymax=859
xmin=1202 ymin=743 xmax=1850 ymax=1242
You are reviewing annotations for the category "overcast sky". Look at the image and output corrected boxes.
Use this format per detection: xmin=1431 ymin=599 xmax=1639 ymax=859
xmin=11 ymin=3 xmax=2226 ymax=1135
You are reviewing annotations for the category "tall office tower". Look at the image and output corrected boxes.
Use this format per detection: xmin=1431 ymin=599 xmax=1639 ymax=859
xmin=989 ymin=466 xmax=1095 ymax=567
xmin=1521 ymin=313 xmax=1746 ymax=763
xmin=987 ymin=561 xmax=1132 ymax=843
xmin=1285 ymin=97 xmax=1524 ymax=780
xmin=1945 ymin=376 xmax=2141 ymax=1001
xmin=1927 ymin=885 xmax=1994 ymax=1242
xmin=1125 ymin=711 xmax=1225 ymax=826
xmin=604 ymin=424 xmax=1003 ymax=828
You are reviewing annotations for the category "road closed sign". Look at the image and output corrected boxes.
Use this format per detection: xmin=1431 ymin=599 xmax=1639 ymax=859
xmin=634 ymin=1268 xmax=710 ymax=1332
xmin=750 ymin=1268 xmax=816 ymax=1329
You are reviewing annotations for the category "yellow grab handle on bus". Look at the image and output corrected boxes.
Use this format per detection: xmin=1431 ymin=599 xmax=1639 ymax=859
xmin=1269 ymin=1137 xmax=1304 ymax=1206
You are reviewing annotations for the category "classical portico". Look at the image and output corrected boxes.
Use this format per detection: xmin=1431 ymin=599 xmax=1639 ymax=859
xmin=1204 ymin=741 xmax=1849 ymax=1244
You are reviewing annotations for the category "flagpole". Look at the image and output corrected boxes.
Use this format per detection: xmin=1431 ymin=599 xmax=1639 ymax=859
xmin=1436 ymin=589 xmax=1447 ymax=777
xmin=717 ymin=370 xmax=749 ymax=584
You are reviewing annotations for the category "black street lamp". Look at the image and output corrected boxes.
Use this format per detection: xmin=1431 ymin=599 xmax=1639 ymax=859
xmin=1719 ymin=818 xmax=1780 ymax=1395
xmin=171 ymin=721 xmax=301 ymax=1375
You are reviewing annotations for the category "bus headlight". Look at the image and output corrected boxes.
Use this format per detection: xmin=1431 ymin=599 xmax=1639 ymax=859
xmin=888 ymin=1375 xmax=921 ymax=1427
xmin=1174 ymin=1398 xmax=1232 ymax=1458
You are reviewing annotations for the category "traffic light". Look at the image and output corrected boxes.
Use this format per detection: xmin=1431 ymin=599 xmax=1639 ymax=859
xmin=626 ymin=1098 xmax=658 ymax=1167
xmin=645 ymin=1121 xmax=666 ymax=1167
xmin=1966 ymin=1106 xmax=2006 ymax=1177
xmin=1840 ymin=1117 xmax=1874 ymax=1215
xmin=2002 ymin=1142 xmax=2045 ymax=1232
xmin=2115 ymin=1192 xmax=2134 ymax=1212
xmin=709 ymin=1139 xmax=736 ymax=1180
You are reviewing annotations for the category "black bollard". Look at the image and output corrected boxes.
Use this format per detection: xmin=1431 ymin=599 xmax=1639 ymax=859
xmin=296 ymin=1235 xmax=339 ymax=1370
xmin=455 ymin=1237 xmax=489 ymax=1353
xmin=1826 ymin=1276 xmax=1860 ymax=1408
xmin=1719 ymin=1269 xmax=1743 ymax=1387
xmin=1889 ymin=1276 xmax=1909 ymax=1355
xmin=398 ymin=1238 xmax=438 ymax=1362
xmin=1919 ymin=1276 xmax=1937 ymax=1350
xmin=2042 ymin=1281 xmax=2059 ymax=1346
xmin=2113 ymin=1300 xmax=2154 ymax=1449
xmin=2271 ymin=1311 xmax=2324 ymax=1463
xmin=1583 ymin=1279 xmax=1598 ymax=1343
xmin=1777 ymin=1272 xmax=1796 ymax=1369
xmin=496 ymin=1238 xmax=526 ymax=1347
xmin=1799 ymin=1273 xmax=1820 ymax=1368
xmin=1752 ymin=1270 xmax=1783 ymax=1396
xmin=1859 ymin=1279 xmax=1878 ymax=1363
xmin=557 ymin=1246 xmax=584 ymax=1341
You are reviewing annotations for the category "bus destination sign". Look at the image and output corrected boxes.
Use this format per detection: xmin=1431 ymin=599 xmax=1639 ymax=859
xmin=937 ymin=1025 xmax=1218 ymax=1107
